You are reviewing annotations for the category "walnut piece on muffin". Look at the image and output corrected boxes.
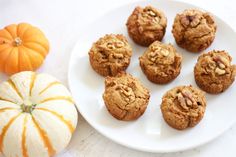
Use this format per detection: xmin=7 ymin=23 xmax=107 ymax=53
xmin=194 ymin=50 xmax=236 ymax=94
xmin=126 ymin=6 xmax=167 ymax=46
xmin=103 ymin=72 xmax=150 ymax=121
xmin=139 ymin=41 xmax=182 ymax=84
xmin=89 ymin=34 xmax=132 ymax=76
xmin=172 ymin=9 xmax=217 ymax=52
xmin=161 ymin=85 xmax=206 ymax=130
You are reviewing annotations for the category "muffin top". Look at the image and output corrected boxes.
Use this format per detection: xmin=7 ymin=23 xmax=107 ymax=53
xmin=126 ymin=5 xmax=167 ymax=46
xmin=133 ymin=6 xmax=167 ymax=34
xmin=161 ymin=85 xmax=206 ymax=129
xmin=103 ymin=72 xmax=150 ymax=110
xmin=172 ymin=9 xmax=216 ymax=52
xmin=173 ymin=9 xmax=216 ymax=39
xmin=139 ymin=41 xmax=182 ymax=77
xmin=194 ymin=50 xmax=236 ymax=88
xmin=89 ymin=34 xmax=132 ymax=76
xmin=89 ymin=34 xmax=132 ymax=63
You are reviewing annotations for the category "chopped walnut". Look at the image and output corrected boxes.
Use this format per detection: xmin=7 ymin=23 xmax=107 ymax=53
xmin=106 ymin=42 xmax=115 ymax=49
xmin=148 ymin=51 xmax=157 ymax=58
xmin=113 ymin=53 xmax=124 ymax=59
xmin=204 ymin=55 xmax=230 ymax=75
xmin=117 ymin=84 xmax=135 ymax=103
xmin=218 ymin=63 xmax=225 ymax=69
xmin=208 ymin=61 xmax=216 ymax=70
xmin=147 ymin=10 xmax=156 ymax=17
xmin=147 ymin=48 xmax=170 ymax=63
xmin=215 ymin=67 xmax=225 ymax=75
xmin=181 ymin=90 xmax=194 ymax=102
xmin=150 ymin=44 xmax=160 ymax=51
xmin=180 ymin=13 xmax=200 ymax=28
xmin=106 ymin=40 xmax=125 ymax=49
xmin=177 ymin=93 xmax=188 ymax=110
xmin=152 ymin=17 xmax=160 ymax=23
xmin=149 ymin=57 xmax=156 ymax=62
xmin=213 ymin=56 xmax=230 ymax=68
xmin=177 ymin=90 xmax=197 ymax=110
xmin=138 ymin=6 xmax=163 ymax=28
xmin=160 ymin=49 xmax=169 ymax=57
xmin=212 ymin=55 xmax=230 ymax=75
xmin=143 ymin=7 xmax=157 ymax=17
xmin=116 ymin=41 xmax=124 ymax=48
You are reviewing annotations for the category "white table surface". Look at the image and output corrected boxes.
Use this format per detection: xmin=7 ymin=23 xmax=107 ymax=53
xmin=1 ymin=0 xmax=236 ymax=156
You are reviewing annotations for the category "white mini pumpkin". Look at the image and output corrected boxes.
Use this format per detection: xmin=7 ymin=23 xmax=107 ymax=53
xmin=0 ymin=71 xmax=78 ymax=157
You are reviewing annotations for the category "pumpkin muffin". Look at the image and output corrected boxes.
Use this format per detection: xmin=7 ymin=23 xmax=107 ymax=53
xmin=126 ymin=6 xmax=167 ymax=46
xmin=161 ymin=85 xmax=206 ymax=130
xmin=194 ymin=50 xmax=236 ymax=94
xmin=89 ymin=34 xmax=132 ymax=76
xmin=172 ymin=9 xmax=217 ymax=52
xmin=139 ymin=41 xmax=182 ymax=84
xmin=103 ymin=72 xmax=150 ymax=121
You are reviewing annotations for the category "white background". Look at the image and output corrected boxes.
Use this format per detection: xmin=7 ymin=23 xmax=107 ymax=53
xmin=0 ymin=0 xmax=236 ymax=156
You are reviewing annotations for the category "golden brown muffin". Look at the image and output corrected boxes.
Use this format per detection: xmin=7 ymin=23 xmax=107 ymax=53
xmin=172 ymin=9 xmax=217 ymax=52
xmin=161 ymin=85 xmax=206 ymax=130
xmin=103 ymin=72 xmax=150 ymax=121
xmin=126 ymin=6 xmax=167 ymax=46
xmin=139 ymin=41 xmax=182 ymax=84
xmin=89 ymin=34 xmax=132 ymax=76
xmin=194 ymin=50 xmax=236 ymax=94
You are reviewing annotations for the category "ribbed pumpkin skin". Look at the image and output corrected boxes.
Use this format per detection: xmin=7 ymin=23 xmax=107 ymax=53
xmin=0 ymin=71 xmax=78 ymax=157
xmin=0 ymin=23 xmax=49 ymax=75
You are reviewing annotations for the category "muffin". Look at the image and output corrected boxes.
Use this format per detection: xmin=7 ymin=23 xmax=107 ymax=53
xmin=172 ymin=9 xmax=217 ymax=52
xmin=139 ymin=41 xmax=182 ymax=84
xmin=89 ymin=34 xmax=132 ymax=76
xmin=103 ymin=72 xmax=150 ymax=121
xmin=126 ymin=6 xmax=167 ymax=46
xmin=194 ymin=50 xmax=236 ymax=94
xmin=161 ymin=85 xmax=206 ymax=130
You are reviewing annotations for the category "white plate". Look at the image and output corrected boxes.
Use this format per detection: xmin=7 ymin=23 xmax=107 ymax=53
xmin=68 ymin=0 xmax=236 ymax=153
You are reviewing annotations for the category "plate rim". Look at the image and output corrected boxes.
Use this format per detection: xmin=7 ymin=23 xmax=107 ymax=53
xmin=68 ymin=0 xmax=236 ymax=153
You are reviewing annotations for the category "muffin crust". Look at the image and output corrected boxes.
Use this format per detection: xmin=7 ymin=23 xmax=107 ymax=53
xmin=161 ymin=85 xmax=206 ymax=130
xmin=126 ymin=6 xmax=167 ymax=46
xmin=89 ymin=34 xmax=132 ymax=76
xmin=194 ymin=50 xmax=236 ymax=94
xmin=172 ymin=9 xmax=217 ymax=52
xmin=139 ymin=41 xmax=182 ymax=84
xmin=103 ymin=72 xmax=150 ymax=121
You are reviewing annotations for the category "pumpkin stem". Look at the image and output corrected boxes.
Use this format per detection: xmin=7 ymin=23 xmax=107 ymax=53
xmin=21 ymin=104 xmax=37 ymax=114
xmin=13 ymin=37 xmax=22 ymax=46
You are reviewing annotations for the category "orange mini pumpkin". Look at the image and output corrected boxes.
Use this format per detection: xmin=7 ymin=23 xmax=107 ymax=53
xmin=0 ymin=23 xmax=49 ymax=75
